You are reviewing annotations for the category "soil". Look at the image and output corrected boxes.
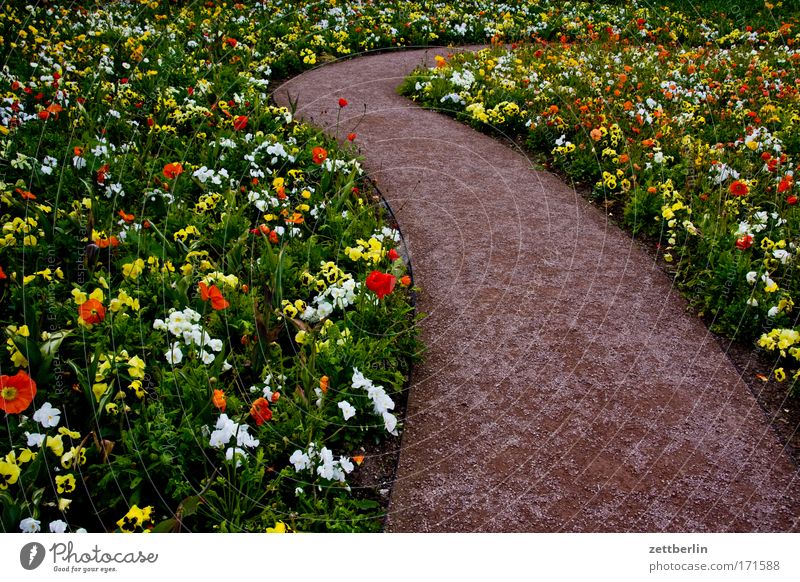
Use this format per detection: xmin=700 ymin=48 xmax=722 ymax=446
xmin=274 ymin=47 xmax=800 ymax=532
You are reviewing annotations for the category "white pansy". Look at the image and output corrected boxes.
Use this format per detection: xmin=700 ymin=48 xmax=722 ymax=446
xmin=32 ymin=402 xmax=61 ymax=428
xmin=338 ymin=400 xmax=356 ymax=421
xmin=19 ymin=517 xmax=41 ymax=533
xmin=49 ymin=519 xmax=68 ymax=533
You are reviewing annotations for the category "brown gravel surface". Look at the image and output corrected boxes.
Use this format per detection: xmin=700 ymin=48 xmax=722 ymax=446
xmin=274 ymin=48 xmax=800 ymax=532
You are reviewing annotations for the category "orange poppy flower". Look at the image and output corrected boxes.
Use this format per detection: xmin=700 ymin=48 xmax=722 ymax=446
xmin=198 ymin=282 xmax=230 ymax=310
xmin=79 ymin=298 xmax=106 ymax=326
xmin=312 ymin=146 xmax=327 ymax=164
xmin=15 ymin=187 xmax=36 ymax=200
xmin=118 ymin=210 xmax=135 ymax=223
xmin=0 ymin=370 xmax=37 ymax=414
xmin=162 ymin=162 xmax=184 ymax=179
xmin=212 ymin=389 xmax=226 ymax=412
xmin=319 ymin=376 xmax=329 ymax=394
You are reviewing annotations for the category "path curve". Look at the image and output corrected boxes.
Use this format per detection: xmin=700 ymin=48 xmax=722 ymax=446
xmin=275 ymin=48 xmax=800 ymax=532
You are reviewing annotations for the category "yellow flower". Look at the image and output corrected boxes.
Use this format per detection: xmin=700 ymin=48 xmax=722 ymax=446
xmin=61 ymin=446 xmax=86 ymax=469
xmin=266 ymin=521 xmax=292 ymax=533
xmin=58 ymin=426 xmax=81 ymax=439
xmin=774 ymin=368 xmax=786 ymax=382
xmin=58 ymin=498 xmax=72 ymax=512
xmin=128 ymin=355 xmax=146 ymax=379
xmin=116 ymin=505 xmax=153 ymax=533
xmin=72 ymin=288 xmax=88 ymax=305
xmin=46 ymin=435 xmax=64 ymax=457
xmin=295 ymin=330 xmax=308 ymax=344
xmin=93 ymin=382 xmax=110 ymax=402
xmin=122 ymin=259 xmax=145 ymax=279
xmin=55 ymin=473 xmax=76 ymax=494
xmin=0 ymin=460 xmax=21 ymax=489
xmin=129 ymin=380 xmax=145 ymax=399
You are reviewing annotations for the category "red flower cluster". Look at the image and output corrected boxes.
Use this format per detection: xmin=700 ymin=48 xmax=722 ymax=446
xmin=250 ymin=397 xmax=272 ymax=426
xmin=366 ymin=270 xmax=396 ymax=299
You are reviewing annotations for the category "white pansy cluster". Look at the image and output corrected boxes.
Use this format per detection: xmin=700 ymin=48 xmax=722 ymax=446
xmin=300 ymin=278 xmax=360 ymax=323
xmin=351 ymin=368 xmax=398 ymax=436
xmin=289 ymin=443 xmax=354 ymax=483
xmin=153 ymin=308 xmax=223 ymax=365
xmin=209 ymin=414 xmax=260 ymax=467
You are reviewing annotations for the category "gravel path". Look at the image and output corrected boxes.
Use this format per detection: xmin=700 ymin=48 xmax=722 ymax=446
xmin=274 ymin=48 xmax=800 ymax=532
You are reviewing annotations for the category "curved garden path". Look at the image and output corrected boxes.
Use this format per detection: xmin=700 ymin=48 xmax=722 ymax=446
xmin=275 ymin=48 xmax=800 ymax=532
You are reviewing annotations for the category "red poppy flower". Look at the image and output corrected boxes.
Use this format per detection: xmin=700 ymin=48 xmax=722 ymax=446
xmin=399 ymin=275 xmax=412 ymax=287
xmin=79 ymin=298 xmax=106 ymax=325
xmin=347 ymin=133 xmax=356 ymax=141
xmin=225 ymin=37 xmax=238 ymax=48
xmin=0 ymin=265 xmax=6 ymax=280
xmin=735 ymin=235 xmax=753 ymax=250
xmin=233 ymin=115 xmax=248 ymax=131
xmin=729 ymin=180 xmax=749 ymax=196
xmin=97 ymin=164 xmax=110 ymax=184
xmin=366 ymin=271 xmax=396 ymax=299
xmin=212 ymin=389 xmax=226 ymax=412
xmin=387 ymin=249 xmax=400 ymax=261
xmin=787 ymin=195 xmax=798 ymax=206
xmin=163 ymin=162 xmax=184 ymax=179
xmin=0 ymin=371 xmax=37 ymax=415
xmin=338 ymin=98 xmax=348 ymax=108
xmin=778 ymin=176 xmax=793 ymax=193
xmin=250 ymin=397 xmax=272 ymax=426
xmin=199 ymin=282 xmax=230 ymax=310
xmin=312 ymin=146 xmax=327 ymax=164
xmin=269 ymin=231 xmax=279 ymax=244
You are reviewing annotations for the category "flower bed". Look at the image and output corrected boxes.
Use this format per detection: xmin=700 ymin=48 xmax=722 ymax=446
xmin=0 ymin=0 xmax=471 ymax=533
xmin=401 ymin=2 xmax=800 ymax=391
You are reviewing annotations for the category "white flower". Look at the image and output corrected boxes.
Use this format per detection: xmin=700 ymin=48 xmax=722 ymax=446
xmin=339 ymin=456 xmax=354 ymax=474
xmin=746 ymin=298 xmax=759 ymax=307
xmin=351 ymin=368 xmax=372 ymax=390
xmin=768 ymin=306 xmax=779 ymax=318
xmin=165 ymin=343 xmax=183 ymax=365
xmin=235 ymin=426 xmax=259 ymax=449
xmin=200 ymin=350 xmax=216 ymax=365
xmin=49 ymin=519 xmax=68 ymax=533
xmin=383 ymin=412 xmax=398 ymax=436
xmin=773 ymin=249 xmax=791 ymax=264
xmin=294 ymin=487 xmax=304 ymax=496
xmin=746 ymin=271 xmax=758 ymax=284
xmin=222 ymin=360 xmax=232 ymax=372
xmin=26 ymin=432 xmax=45 ymax=447
xmin=33 ymin=402 xmax=61 ymax=428
xmin=209 ymin=414 xmax=235 ymax=448
xmin=317 ymin=447 xmax=336 ymax=480
xmin=338 ymin=400 xmax=356 ymax=421
xmin=19 ymin=517 xmax=41 ymax=533
xmin=225 ymin=447 xmax=248 ymax=468
xmin=289 ymin=449 xmax=310 ymax=472
xmin=207 ymin=338 xmax=223 ymax=352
